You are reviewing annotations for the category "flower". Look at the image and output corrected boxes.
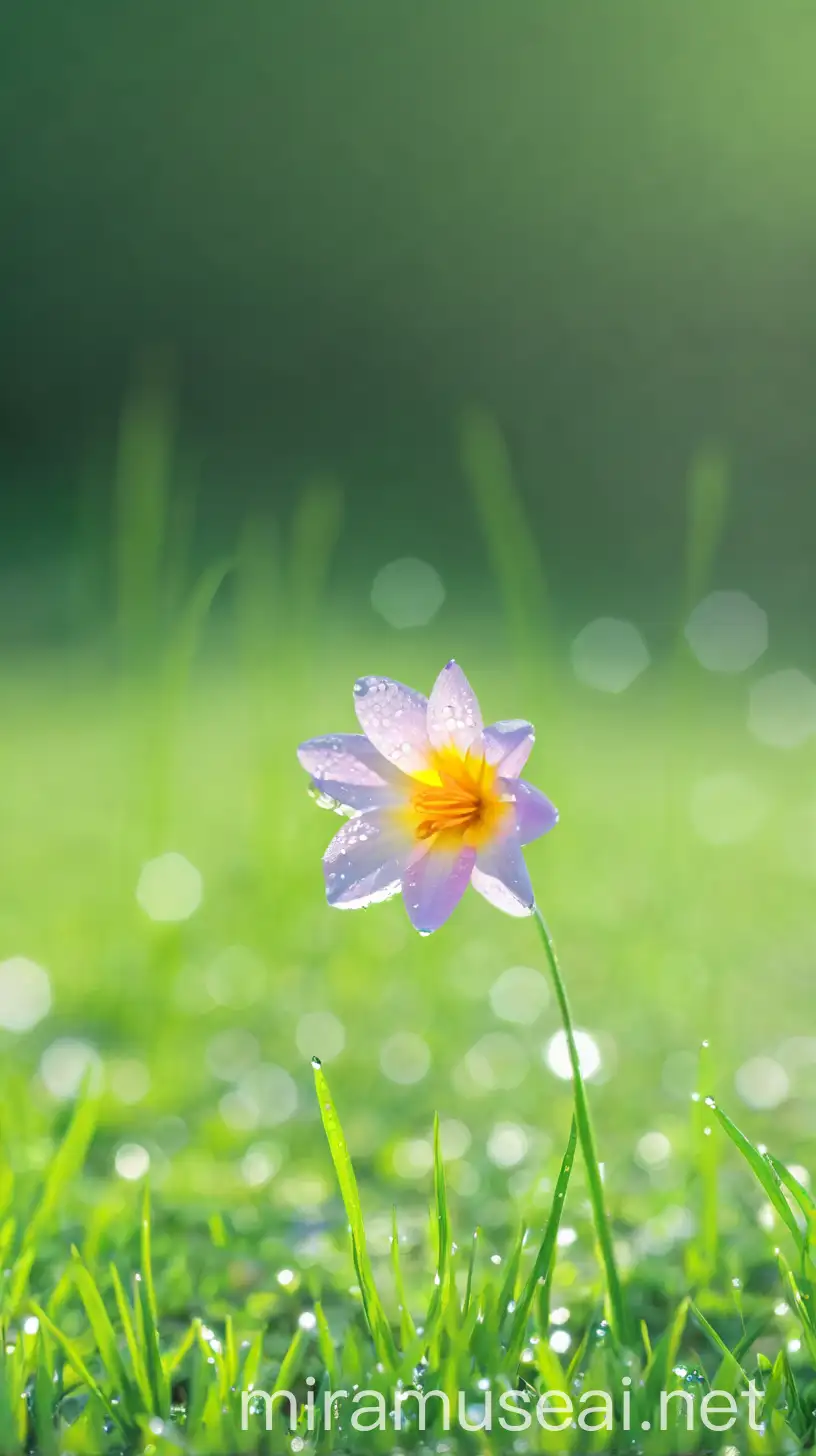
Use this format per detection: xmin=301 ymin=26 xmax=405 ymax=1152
xmin=297 ymin=661 xmax=558 ymax=934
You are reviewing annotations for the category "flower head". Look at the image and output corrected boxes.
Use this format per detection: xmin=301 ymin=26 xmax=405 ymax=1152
xmin=297 ymin=661 xmax=558 ymax=934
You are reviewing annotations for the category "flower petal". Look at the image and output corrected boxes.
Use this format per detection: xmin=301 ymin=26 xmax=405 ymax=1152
xmin=427 ymin=660 xmax=484 ymax=756
xmin=353 ymin=677 xmax=431 ymax=775
xmin=402 ymin=835 xmax=476 ymax=933
xmin=310 ymin=780 xmax=402 ymax=814
xmin=299 ymin=733 xmax=405 ymax=814
xmin=500 ymin=778 xmax=559 ymax=844
xmin=481 ymin=720 xmax=535 ymax=776
xmin=323 ymin=811 xmax=414 ymax=909
xmin=472 ymin=840 xmax=535 ymax=917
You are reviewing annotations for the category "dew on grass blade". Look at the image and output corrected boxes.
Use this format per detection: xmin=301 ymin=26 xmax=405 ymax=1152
xmin=0 ymin=956 xmax=52 ymax=1031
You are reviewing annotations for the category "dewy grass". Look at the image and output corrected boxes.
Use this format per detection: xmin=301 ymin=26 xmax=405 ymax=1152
xmin=6 ymin=1063 xmax=816 ymax=1452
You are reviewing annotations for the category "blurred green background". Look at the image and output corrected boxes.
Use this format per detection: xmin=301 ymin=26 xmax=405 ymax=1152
xmin=2 ymin=2 xmax=816 ymax=1250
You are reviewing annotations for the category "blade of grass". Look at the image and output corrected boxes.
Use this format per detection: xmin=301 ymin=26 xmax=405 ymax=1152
xmin=137 ymin=1187 xmax=170 ymax=1419
xmin=687 ymin=1040 xmax=718 ymax=1286
xmin=289 ymin=475 xmax=344 ymax=647
xmin=425 ymin=1114 xmax=450 ymax=1339
xmin=312 ymin=1059 xmax=397 ymax=1369
xmin=70 ymin=1249 xmax=136 ymax=1420
xmin=390 ymin=1211 xmax=418 ymax=1351
xmin=459 ymin=407 xmax=550 ymax=675
xmin=110 ymin=1264 xmax=153 ymax=1412
xmin=273 ymin=1327 xmax=305 ymax=1395
xmin=463 ymin=1228 xmax=479 ymax=1317
xmin=690 ymin=1302 xmax=749 ymax=1389
xmin=711 ymin=1102 xmax=801 ymax=1250
xmin=31 ymin=1304 xmax=121 ymax=1433
xmin=507 ymin=1118 xmax=577 ymax=1369
xmin=683 ymin=443 xmax=730 ymax=620
xmin=644 ymin=1296 xmax=690 ymax=1406
xmin=314 ymin=1303 xmax=338 ymax=1390
xmin=777 ymin=1250 xmax=816 ymax=1366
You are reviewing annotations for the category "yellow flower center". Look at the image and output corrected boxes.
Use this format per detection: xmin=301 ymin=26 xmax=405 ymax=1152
xmin=408 ymin=748 xmax=508 ymax=846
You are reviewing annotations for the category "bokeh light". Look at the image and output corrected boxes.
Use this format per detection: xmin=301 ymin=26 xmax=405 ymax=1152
xmin=295 ymin=1011 xmax=345 ymax=1063
xmin=684 ymin=590 xmax=768 ymax=673
xmin=379 ymin=1032 xmax=431 ymax=1085
xmin=488 ymin=965 xmax=550 ymax=1024
xmin=544 ymin=1029 xmax=602 ymax=1082
xmin=136 ymin=853 xmax=203 ymax=923
xmin=114 ymin=1143 xmax=150 ymax=1180
xmin=570 ymin=618 xmax=650 ymax=693
xmin=749 ymin=670 xmax=816 ymax=749
xmin=0 ymin=956 xmax=52 ymax=1032
xmin=39 ymin=1039 xmax=102 ymax=1099
xmin=734 ymin=1055 xmax=790 ymax=1110
xmin=370 ymin=557 xmax=445 ymax=628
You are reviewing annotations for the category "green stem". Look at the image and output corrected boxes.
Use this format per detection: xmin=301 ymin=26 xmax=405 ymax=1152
xmin=533 ymin=905 xmax=629 ymax=1346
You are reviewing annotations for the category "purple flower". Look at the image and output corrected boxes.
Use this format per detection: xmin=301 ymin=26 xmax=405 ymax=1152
xmin=297 ymin=661 xmax=558 ymax=934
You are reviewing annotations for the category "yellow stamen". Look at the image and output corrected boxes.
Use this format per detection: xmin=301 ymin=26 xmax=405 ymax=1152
xmin=406 ymin=747 xmax=508 ymax=847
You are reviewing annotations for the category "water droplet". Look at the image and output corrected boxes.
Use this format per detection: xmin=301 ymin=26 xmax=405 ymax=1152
xmin=311 ymin=1055 xmax=322 ymax=1069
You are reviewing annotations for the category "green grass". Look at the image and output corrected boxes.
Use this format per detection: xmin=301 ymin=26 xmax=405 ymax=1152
xmin=2 ymin=395 xmax=816 ymax=1447
xmin=2 ymin=628 xmax=816 ymax=1451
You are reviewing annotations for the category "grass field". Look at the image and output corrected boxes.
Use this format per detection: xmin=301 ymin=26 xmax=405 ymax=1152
xmin=2 ymin=414 xmax=816 ymax=1451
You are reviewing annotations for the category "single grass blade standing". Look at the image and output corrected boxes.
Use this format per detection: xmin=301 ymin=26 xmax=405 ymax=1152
xmin=312 ymin=1058 xmax=397 ymax=1368
xmin=459 ymin=407 xmax=551 ymax=683
xmin=683 ymin=442 xmax=730 ymax=623
xmin=711 ymin=1101 xmax=802 ymax=1250
xmin=533 ymin=908 xmax=630 ymax=1346
xmin=687 ymin=1039 xmax=718 ymax=1287
xmin=506 ymin=1118 xmax=577 ymax=1368
xmin=424 ymin=1114 xmax=451 ymax=1340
